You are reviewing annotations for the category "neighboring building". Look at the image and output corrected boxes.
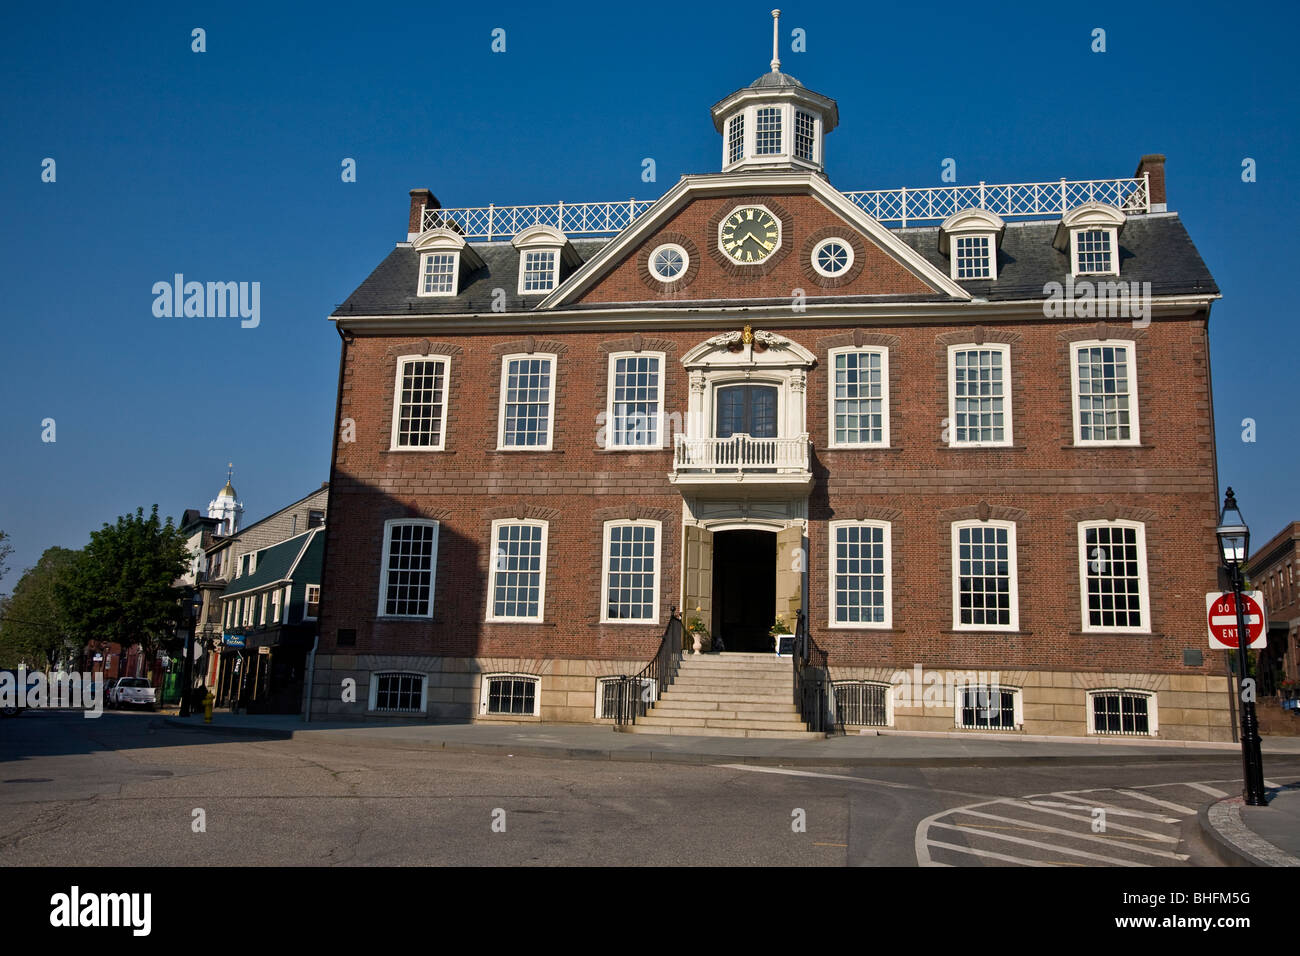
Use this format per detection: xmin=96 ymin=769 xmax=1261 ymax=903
xmin=312 ymin=34 xmax=1232 ymax=740
xmin=1247 ymin=521 xmax=1300 ymax=731
xmin=217 ymin=528 xmax=324 ymax=712
xmin=199 ymin=480 xmax=330 ymax=707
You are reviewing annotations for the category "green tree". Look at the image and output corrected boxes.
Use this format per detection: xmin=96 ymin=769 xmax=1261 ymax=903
xmin=0 ymin=529 xmax=13 ymax=588
xmin=58 ymin=506 xmax=191 ymax=666
xmin=0 ymin=547 xmax=79 ymax=668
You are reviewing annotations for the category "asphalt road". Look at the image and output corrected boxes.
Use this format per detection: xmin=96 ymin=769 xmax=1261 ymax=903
xmin=2 ymin=710 xmax=1296 ymax=866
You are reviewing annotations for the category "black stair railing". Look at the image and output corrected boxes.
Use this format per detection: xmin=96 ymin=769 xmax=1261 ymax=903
xmin=612 ymin=606 xmax=683 ymax=727
xmin=792 ymin=607 xmax=839 ymax=734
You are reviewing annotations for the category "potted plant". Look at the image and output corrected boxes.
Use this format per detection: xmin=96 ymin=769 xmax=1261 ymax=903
xmin=769 ymin=614 xmax=792 ymax=654
xmin=687 ymin=612 xmax=710 ymax=656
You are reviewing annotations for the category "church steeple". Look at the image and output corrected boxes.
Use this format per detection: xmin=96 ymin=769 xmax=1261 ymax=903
xmin=710 ymin=10 xmax=839 ymax=175
xmin=207 ymin=463 xmax=244 ymax=535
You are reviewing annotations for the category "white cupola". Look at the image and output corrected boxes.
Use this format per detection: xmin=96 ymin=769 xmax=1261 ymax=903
xmin=709 ymin=10 xmax=839 ymax=175
xmin=207 ymin=464 xmax=244 ymax=536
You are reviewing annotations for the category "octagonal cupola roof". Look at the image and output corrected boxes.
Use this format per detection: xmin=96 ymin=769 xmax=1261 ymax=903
xmin=710 ymin=10 xmax=839 ymax=175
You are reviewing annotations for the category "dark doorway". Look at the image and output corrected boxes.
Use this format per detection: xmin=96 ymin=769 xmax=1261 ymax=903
xmin=712 ymin=529 xmax=776 ymax=653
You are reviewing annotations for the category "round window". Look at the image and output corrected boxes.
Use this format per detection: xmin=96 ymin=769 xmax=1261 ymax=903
xmin=812 ymin=238 xmax=854 ymax=277
xmin=650 ymin=243 xmax=689 ymax=282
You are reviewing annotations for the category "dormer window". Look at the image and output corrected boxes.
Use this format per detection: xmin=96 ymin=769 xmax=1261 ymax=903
xmin=412 ymin=227 xmax=482 ymax=298
xmin=940 ymin=209 xmax=1004 ymax=281
xmin=1055 ymin=203 xmax=1125 ymax=277
xmin=511 ymin=225 xmax=574 ymax=297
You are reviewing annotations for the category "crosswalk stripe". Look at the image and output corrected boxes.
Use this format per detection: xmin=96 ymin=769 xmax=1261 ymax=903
xmin=1114 ymin=789 xmax=1197 ymax=815
xmin=930 ymin=821 xmax=1150 ymax=866
xmin=998 ymin=799 xmax=1178 ymax=843
xmin=948 ymin=807 xmax=1189 ymax=861
xmin=1265 ymin=779 xmax=1281 ymax=789
xmin=925 ymin=839 xmax=1051 ymax=867
xmin=1180 ymin=782 xmax=1229 ymax=798
xmin=1029 ymin=797 xmax=1177 ymax=823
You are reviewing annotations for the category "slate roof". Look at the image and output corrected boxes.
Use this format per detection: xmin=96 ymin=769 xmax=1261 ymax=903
xmin=222 ymin=528 xmax=321 ymax=598
xmin=332 ymin=212 xmax=1217 ymax=317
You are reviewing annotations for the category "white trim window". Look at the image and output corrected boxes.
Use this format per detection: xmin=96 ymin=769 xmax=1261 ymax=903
xmin=953 ymin=235 xmax=992 ymax=279
xmin=828 ymin=520 xmax=891 ymax=628
xmin=369 ymin=671 xmax=428 ymax=714
xmin=793 ymin=109 xmax=816 ymax=162
xmin=487 ymin=519 xmax=548 ymax=622
xmin=270 ymin=588 xmax=282 ymax=624
xmin=1070 ymin=341 xmax=1140 ymax=445
xmin=519 ymin=250 xmax=559 ymax=294
xmin=419 ymin=252 xmax=457 ymax=296
xmin=259 ymin=592 xmax=268 ymax=626
xmin=812 ymin=237 xmax=854 ymax=277
xmin=377 ymin=519 xmax=439 ymax=618
xmin=947 ymin=345 xmax=1012 ymax=447
xmin=1078 ymin=521 xmax=1150 ymax=633
xmin=829 ymin=347 xmax=888 ymax=447
xmin=480 ymin=674 xmax=540 ymax=716
xmin=649 ymin=244 xmax=689 ymax=282
xmin=498 ymin=354 xmax=555 ymax=449
xmin=956 ymin=684 xmax=1022 ymax=730
xmin=601 ymin=520 xmax=661 ymax=623
xmin=1073 ymin=229 xmax=1114 ymax=275
xmin=755 ymin=105 xmax=782 ymax=155
xmin=305 ymin=584 xmax=320 ymax=621
xmin=1088 ymin=689 xmax=1157 ymax=736
xmin=1056 ymin=203 xmax=1124 ymax=277
xmin=606 ymin=352 xmax=665 ymax=448
xmin=391 ymin=355 xmax=450 ymax=450
xmin=952 ymin=520 xmax=1019 ymax=631
xmin=726 ymin=114 xmax=745 ymax=165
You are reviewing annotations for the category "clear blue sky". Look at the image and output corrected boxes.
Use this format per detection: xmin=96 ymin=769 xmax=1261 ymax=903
xmin=2 ymin=1 xmax=1297 ymax=587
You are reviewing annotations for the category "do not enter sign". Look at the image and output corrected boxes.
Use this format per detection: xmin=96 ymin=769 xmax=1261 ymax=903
xmin=1205 ymin=591 xmax=1267 ymax=649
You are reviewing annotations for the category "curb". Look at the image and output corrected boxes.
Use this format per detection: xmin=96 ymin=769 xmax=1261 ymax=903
xmin=1199 ymin=794 xmax=1300 ymax=868
xmin=161 ymin=717 xmax=1282 ymax=768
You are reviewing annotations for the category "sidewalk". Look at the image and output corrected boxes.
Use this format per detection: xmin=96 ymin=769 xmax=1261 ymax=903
xmin=1202 ymin=785 xmax=1300 ymax=867
xmin=162 ymin=712 xmax=1300 ymax=768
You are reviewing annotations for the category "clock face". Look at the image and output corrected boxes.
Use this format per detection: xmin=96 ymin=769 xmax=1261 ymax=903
xmin=719 ymin=206 xmax=780 ymax=264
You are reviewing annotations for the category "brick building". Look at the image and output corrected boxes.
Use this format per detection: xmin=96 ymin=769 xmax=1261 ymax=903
xmin=312 ymin=49 xmax=1232 ymax=741
xmin=1247 ymin=522 xmax=1300 ymax=729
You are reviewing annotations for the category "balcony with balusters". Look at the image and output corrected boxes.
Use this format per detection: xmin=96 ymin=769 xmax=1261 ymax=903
xmin=669 ymin=432 xmax=812 ymax=494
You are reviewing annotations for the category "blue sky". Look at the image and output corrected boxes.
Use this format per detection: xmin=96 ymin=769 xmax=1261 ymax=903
xmin=1 ymin=0 xmax=1297 ymax=587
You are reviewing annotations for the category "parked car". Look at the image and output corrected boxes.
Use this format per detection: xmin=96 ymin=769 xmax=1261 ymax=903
xmin=108 ymin=677 xmax=157 ymax=710
xmin=0 ymin=668 xmax=40 ymax=717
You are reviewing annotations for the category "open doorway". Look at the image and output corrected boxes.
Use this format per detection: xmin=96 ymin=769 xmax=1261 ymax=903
xmin=711 ymin=529 xmax=776 ymax=652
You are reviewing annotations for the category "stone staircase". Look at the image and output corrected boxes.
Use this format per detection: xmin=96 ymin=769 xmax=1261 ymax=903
xmin=620 ymin=652 xmax=824 ymax=739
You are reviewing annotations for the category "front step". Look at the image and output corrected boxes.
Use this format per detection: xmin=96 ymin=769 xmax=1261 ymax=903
xmin=621 ymin=723 xmax=825 ymax=740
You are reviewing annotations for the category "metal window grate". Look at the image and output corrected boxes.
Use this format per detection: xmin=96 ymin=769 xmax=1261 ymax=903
xmin=1092 ymin=692 xmax=1150 ymax=735
xmin=374 ymin=672 xmax=424 ymax=712
xmin=960 ymin=686 xmax=1016 ymax=729
xmin=599 ymin=677 xmax=655 ymax=718
xmin=487 ymin=676 xmax=537 ymax=715
xmin=833 ymin=682 xmax=888 ymax=726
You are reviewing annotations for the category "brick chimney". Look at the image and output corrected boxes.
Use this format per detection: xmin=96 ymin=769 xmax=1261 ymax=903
xmin=1134 ymin=155 xmax=1166 ymax=212
xmin=408 ymin=188 xmax=440 ymax=239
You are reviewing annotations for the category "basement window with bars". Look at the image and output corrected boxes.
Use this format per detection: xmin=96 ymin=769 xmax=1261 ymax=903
xmin=369 ymin=672 xmax=427 ymax=713
xmin=1089 ymin=690 xmax=1154 ymax=736
xmin=481 ymin=675 xmax=540 ymax=716
xmin=596 ymin=676 xmax=657 ymax=719
xmin=958 ymin=685 xmax=1019 ymax=730
xmin=832 ymin=681 xmax=890 ymax=727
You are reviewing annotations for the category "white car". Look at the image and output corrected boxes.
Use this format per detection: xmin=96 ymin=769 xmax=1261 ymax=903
xmin=108 ymin=677 xmax=157 ymax=710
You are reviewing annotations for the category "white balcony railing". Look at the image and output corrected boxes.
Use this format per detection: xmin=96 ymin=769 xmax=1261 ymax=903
xmin=672 ymin=433 xmax=810 ymax=478
xmin=420 ymin=176 xmax=1151 ymax=240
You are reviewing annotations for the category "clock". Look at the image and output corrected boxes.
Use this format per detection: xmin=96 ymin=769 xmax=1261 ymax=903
xmin=719 ymin=205 xmax=781 ymax=264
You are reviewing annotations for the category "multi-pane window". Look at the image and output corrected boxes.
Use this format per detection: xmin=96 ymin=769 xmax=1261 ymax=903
xmin=794 ymin=110 xmax=815 ymax=161
xmin=755 ymin=106 xmax=782 ymax=154
xmin=1080 ymin=522 xmax=1149 ymax=631
xmin=953 ymin=521 xmax=1017 ymax=630
xmin=959 ymin=686 xmax=1017 ymax=729
xmin=1072 ymin=343 xmax=1138 ymax=444
xmin=379 ymin=520 xmax=438 ymax=618
xmin=1075 ymin=229 xmax=1113 ymax=274
xmin=954 ymin=235 xmax=992 ymax=279
xmin=602 ymin=521 xmax=659 ymax=622
xmin=813 ymin=239 xmax=852 ymax=277
xmin=270 ymin=588 xmax=281 ymax=623
xmin=521 ymin=250 xmax=557 ymax=293
xmin=420 ymin=253 xmax=457 ymax=295
xmin=727 ymin=114 xmax=745 ymax=164
xmin=949 ymin=346 xmax=1010 ymax=445
xmin=608 ymin=353 xmax=663 ymax=448
xmin=305 ymin=584 xmax=320 ymax=620
xmin=831 ymin=348 xmax=887 ymax=446
xmin=392 ymin=357 xmax=449 ymax=450
xmin=499 ymin=356 xmax=555 ymax=449
xmin=372 ymin=672 xmax=425 ymax=713
xmin=488 ymin=521 xmax=547 ymax=621
xmin=830 ymin=521 xmax=890 ymax=627
xmin=1090 ymin=691 xmax=1152 ymax=736
xmin=483 ymin=675 xmax=538 ymax=715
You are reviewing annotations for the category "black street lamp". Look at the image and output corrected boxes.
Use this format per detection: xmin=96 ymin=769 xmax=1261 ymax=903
xmin=1216 ymin=487 xmax=1268 ymax=807
xmin=179 ymin=553 xmax=206 ymax=718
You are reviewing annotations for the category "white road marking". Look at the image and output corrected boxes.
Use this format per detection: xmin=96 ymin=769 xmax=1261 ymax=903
xmin=998 ymin=799 xmax=1178 ymax=843
xmin=1114 ymin=788 xmax=1197 ymax=815
xmin=929 ymin=821 xmax=1150 ymax=866
xmin=948 ymin=807 xmax=1189 ymax=861
xmin=712 ymin=763 xmax=916 ymax=790
xmin=1178 ymin=782 xmax=1229 ymax=798
xmin=925 ymin=839 xmax=1051 ymax=866
xmin=1027 ymin=798 xmax=1177 ymax=823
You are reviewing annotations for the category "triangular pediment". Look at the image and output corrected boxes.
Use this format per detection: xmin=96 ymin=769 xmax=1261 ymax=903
xmin=537 ymin=172 xmax=969 ymax=308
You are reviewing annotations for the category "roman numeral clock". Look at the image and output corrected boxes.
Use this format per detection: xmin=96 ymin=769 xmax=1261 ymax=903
xmin=719 ymin=205 xmax=781 ymax=264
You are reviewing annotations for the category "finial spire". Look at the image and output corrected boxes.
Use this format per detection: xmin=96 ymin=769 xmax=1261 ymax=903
xmin=227 ymin=461 xmax=234 ymax=481
xmin=770 ymin=9 xmax=781 ymax=73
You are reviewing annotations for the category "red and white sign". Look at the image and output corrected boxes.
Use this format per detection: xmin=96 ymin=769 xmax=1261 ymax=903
xmin=1205 ymin=591 xmax=1267 ymax=649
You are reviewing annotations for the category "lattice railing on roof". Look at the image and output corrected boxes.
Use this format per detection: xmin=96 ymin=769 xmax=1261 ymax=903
xmin=419 ymin=177 xmax=1149 ymax=240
